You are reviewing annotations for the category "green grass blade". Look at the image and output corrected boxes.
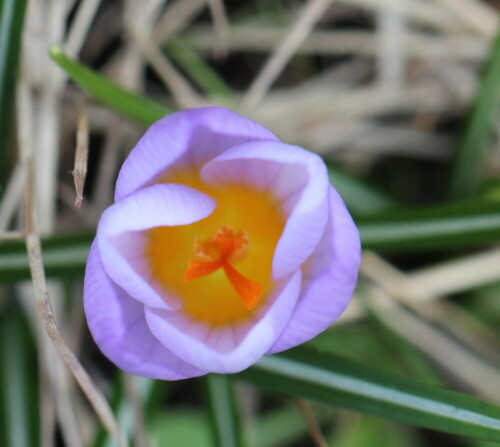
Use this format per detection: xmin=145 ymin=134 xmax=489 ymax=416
xmin=49 ymin=46 xmax=172 ymax=126
xmin=0 ymin=307 xmax=38 ymax=447
xmin=205 ymin=375 xmax=244 ymax=447
xmin=358 ymin=201 xmax=500 ymax=252
xmin=235 ymin=347 xmax=500 ymax=441
xmin=328 ymin=166 xmax=396 ymax=215
xmin=448 ymin=29 xmax=500 ymax=199
xmin=0 ymin=0 xmax=27 ymax=187
xmin=3 ymin=200 xmax=500 ymax=282
xmin=166 ymin=39 xmax=234 ymax=102
xmin=0 ymin=232 xmax=92 ymax=282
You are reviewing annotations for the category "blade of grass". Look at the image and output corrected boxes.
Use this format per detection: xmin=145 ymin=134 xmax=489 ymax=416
xmin=4 ymin=199 xmax=500 ymax=282
xmin=0 ymin=306 xmax=39 ymax=447
xmin=165 ymin=38 xmax=234 ymax=103
xmin=235 ymin=347 xmax=500 ymax=441
xmin=358 ymin=201 xmax=500 ymax=252
xmin=0 ymin=232 xmax=92 ymax=281
xmin=448 ymin=28 xmax=500 ymax=199
xmin=205 ymin=375 xmax=244 ymax=447
xmin=0 ymin=0 xmax=27 ymax=187
xmin=49 ymin=46 xmax=172 ymax=126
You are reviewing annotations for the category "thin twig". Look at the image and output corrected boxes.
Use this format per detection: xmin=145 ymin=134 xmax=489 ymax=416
xmin=206 ymin=0 xmax=229 ymax=58
xmin=296 ymin=399 xmax=328 ymax=447
xmin=25 ymin=228 xmax=129 ymax=447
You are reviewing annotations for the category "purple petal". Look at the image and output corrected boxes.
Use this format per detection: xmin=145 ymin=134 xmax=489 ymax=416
xmin=115 ymin=106 xmax=279 ymax=202
xmin=269 ymin=186 xmax=361 ymax=353
xmin=84 ymin=242 xmax=205 ymax=380
xmin=144 ymin=270 xmax=301 ymax=374
xmin=97 ymin=184 xmax=216 ymax=309
xmin=200 ymin=141 xmax=329 ymax=280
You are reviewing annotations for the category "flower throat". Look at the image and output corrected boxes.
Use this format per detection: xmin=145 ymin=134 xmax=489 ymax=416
xmin=184 ymin=225 xmax=263 ymax=310
xmin=145 ymin=172 xmax=285 ymax=327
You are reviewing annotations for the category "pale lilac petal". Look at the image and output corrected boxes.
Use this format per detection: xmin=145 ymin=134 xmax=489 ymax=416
xmin=84 ymin=243 xmax=205 ymax=380
xmin=144 ymin=270 xmax=302 ymax=374
xmin=115 ymin=107 xmax=279 ymax=202
xmin=97 ymin=184 xmax=216 ymax=310
xmin=201 ymin=141 xmax=329 ymax=280
xmin=269 ymin=186 xmax=361 ymax=353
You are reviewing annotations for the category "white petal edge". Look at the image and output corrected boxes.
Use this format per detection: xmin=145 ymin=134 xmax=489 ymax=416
xmin=97 ymin=184 xmax=216 ymax=309
xmin=84 ymin=242 xmax=206 ymax=380
xmin=200 ymin=141 xmax=329 ymax=280
xmin=144 ymin=270 xmax=302 ymax=373
xmin=269 ymin=186 xmax=361 ymax=353
xmin=115 ymin=106 xmax=279 ymax=202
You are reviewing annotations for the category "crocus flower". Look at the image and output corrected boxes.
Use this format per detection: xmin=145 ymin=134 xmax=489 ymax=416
xmin=84 ymin=106 xmax=361 ymax=379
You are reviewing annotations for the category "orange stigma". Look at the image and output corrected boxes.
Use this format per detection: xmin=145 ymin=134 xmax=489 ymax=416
xmin=184 ymin=226 xmax=263 ymax=310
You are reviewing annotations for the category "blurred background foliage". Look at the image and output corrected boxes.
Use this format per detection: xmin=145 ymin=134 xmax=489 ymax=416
xmin=2 ymin=0 xmax=500 ymax=446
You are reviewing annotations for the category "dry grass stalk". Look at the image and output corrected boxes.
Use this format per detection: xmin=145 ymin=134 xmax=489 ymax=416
xmin=377 ymin=5 xmax=406 ymax=92
xmin=0 ymin=231 xmax=25 ymax=241
xmin=65 ymin=0 xmax=102 ymax=57
xmin=93 ymin=116 xmax=125 ymax=217
xmin=153 ymin=0 xmax=206 ymax=42
xmin=184 ymin=26 xmax=488 ymax=60
xmin=73 ymin=105 xmax=89 ymax=209
xmin=24 ymin=218 xmax=129 ymax=447
xmin=17 ymin=44 xmax=128 ymax=446
xmin=430 ymin=0 xmax=498 ymax=37
xmin=134 ymin=32 xmax=204 ymax=108
xmin=241 ymin=0 xmax=334 ymax=110
xmin=124 ymin=375 xmax=150 ymax=447
xmin=296 ymin=399 xmax=329 ymax=447
xmin=206 ymin=0 xmax=229 ymax=57
xmin=40 ymin=360 xmax=56 ymax=447
xmin=358 ymin=252 xmax=500 ymax=400
xmin=365 ymin=287 xmax=500 ymax=402
xmin=361 ymin=251 xmax=500 ymax=354
xmin=341 ymin=247 xmax=500 ymax=327
xmin=338 ymin=0 xmax=461 ymax=31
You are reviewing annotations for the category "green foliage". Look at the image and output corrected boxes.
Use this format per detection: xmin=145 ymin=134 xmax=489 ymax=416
xmin=359 ymin=201 xmax=500 ymax=252
xmin=205 ymin=375 xmax=244 ymax=447
xmin=236 ymin=347 xmax=500 ymax=442
xmin=0 ymin=0 xmax=27 ymax=187
xmin=449 ymin=28 xmax=500 ymax=199
xmin=49 ymin=46 xmax=172 ymax=126
xmin=0 ymin=306 xmax=39 ymax=447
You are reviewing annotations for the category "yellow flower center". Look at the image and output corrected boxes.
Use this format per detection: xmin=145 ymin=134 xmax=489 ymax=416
xmin=144 ymin=170 xmax=285 ymax=327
